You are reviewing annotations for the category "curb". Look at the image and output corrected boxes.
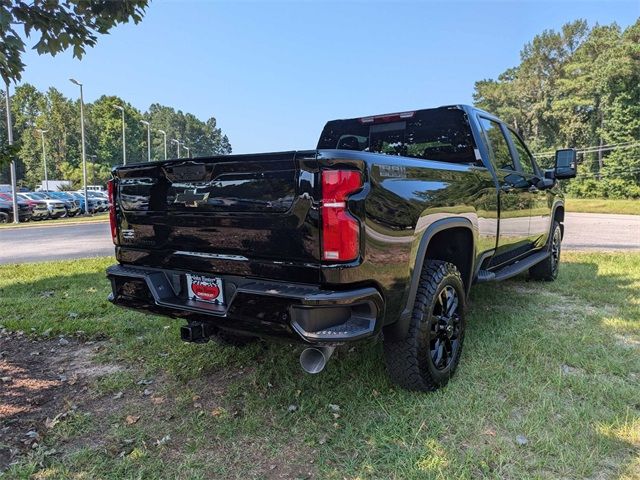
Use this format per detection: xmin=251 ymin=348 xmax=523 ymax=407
xmin=0 ymin=218 xmax=109 ymax=231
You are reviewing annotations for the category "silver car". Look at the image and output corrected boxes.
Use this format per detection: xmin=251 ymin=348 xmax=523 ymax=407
xmin=19 ymin=192 xmax=67 ymax=218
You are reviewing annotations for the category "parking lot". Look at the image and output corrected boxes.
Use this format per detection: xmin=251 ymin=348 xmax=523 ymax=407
xmin=0 ymin=190 xmax=109 ymax=224
xmin=0 ymin=212 xmax=638 ymax=265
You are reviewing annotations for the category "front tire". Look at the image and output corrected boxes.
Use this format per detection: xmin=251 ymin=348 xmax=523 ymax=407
xmin=383 ymin=260 xmax=466 ymax=392
xmin=529 ymin=221 xmax=562 ymax=281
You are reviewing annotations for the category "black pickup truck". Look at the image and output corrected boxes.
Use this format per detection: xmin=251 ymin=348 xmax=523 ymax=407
xmin=106 ymin=105 xmax=577 ymax=392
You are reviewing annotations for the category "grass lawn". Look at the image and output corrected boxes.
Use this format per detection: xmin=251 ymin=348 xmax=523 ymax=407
xmin=0 ymin=212 xmax=108 ymax=229
xmin=565 ymin=198 xmax=639 ymax=215
xmin=0 ymin=253 xmax=639 ymax=478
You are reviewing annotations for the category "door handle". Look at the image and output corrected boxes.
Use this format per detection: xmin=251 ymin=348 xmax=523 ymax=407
xmin=501 ymin=184 xmax=514 ymax=193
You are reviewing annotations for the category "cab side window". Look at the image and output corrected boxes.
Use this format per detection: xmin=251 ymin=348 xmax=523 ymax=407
xmin=478 ymin=118 xmax=515 ymax=171
xmin=507 ymin=129 xmax=537 ymax=176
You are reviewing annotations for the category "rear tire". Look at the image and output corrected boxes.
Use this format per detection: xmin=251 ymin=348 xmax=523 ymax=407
xmin=383 ymin=260 xmax=466 ymax=392
xmin=529 ymin=221 xmax=561 ymax=281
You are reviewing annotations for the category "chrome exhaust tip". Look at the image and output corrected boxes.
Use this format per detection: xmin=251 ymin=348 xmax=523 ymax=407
xmin=299 ymin=346 xmax=335 ymax=374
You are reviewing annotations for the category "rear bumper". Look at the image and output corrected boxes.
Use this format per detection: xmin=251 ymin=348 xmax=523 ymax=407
xmin=106 ymin=264 xmax=384 ymax=344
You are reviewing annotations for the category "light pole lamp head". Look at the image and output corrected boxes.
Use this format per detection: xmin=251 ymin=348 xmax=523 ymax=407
xmin=140 ymin=120 xmax=150 ymax=127
xmin=157 ymin=129 xmax=166 ymax=135
xmin=69 ymin=78 xmax=82 ymax=87
xmin=113 ymin=105 xmax=124 ymax=112
xmin=36 ymin=129 xmax=49 ymax=135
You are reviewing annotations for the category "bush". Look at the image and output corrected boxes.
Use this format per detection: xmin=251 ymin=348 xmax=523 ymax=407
xmin=602 ymin=179 xmax=640 ymax=199
xmin=565 ymin=177 xmax=640 ymax=199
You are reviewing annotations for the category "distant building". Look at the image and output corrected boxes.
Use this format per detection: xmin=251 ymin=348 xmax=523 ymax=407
xmin=36 ymin=180 xmax=72 ymax=192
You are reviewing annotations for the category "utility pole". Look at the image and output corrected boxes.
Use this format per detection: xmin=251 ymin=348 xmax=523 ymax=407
xmin=140 ymin=120 xmax=151 ymax=161
xmin=70 ymin=78 xmax=88 ymax=216
xmin=113 ymin=105 xmax=126 ymax=165
xmin=4 ymin=78 xmax=19 ymax=223
xmin=36 ymin=129 xmax=49 ymax=191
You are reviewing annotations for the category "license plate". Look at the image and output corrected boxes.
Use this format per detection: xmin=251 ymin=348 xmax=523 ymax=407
xmin=186 ymin=274 xmax=224 ymax=305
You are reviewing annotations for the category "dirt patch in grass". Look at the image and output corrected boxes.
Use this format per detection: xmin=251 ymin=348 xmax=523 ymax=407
xmin=0 ymin=330 xmax=120 ymax=470
xmin=0 ymin=331 xmax=317 ymax=478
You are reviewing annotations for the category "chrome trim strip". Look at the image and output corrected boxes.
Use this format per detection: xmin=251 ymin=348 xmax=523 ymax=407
xmin=174 ymin=251 xmax=249 ymax=261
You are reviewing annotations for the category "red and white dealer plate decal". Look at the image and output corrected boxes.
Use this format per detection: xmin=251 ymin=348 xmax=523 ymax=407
xmin=186 ymin=274 xmax=224 ymax=305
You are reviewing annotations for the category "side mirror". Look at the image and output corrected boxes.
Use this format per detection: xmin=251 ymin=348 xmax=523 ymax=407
xmin=536 ymin=177 xmax=555 ymax=190
xmin=554 ymin=148 xmax=577 ymax=179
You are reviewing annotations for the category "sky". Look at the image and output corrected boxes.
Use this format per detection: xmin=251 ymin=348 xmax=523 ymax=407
xmin=16 ymin=0 xmax=640 ymax=154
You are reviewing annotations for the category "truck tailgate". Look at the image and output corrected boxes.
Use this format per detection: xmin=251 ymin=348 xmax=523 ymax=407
xmin=113 ymin=151 xmax=321 ymax=282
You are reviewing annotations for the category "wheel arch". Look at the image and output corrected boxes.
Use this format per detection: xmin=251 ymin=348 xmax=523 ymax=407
xmin=552 ymin=202 xmax=565 ymax=239
xmin=384 ymin=217 xmax=475 ymax=341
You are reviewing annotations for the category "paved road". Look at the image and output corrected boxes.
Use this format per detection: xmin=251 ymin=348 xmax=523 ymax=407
xmin=563 ymin=212 xmax=640 ymax=251
xmin=0 ymin=213 xmax=638 ymax=264
xmin=0 ymin=222 xmax=113 ymax=264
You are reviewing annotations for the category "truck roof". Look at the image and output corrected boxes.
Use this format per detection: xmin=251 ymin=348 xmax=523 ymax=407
xmin=328 ymin=104 xmax=501 ymax=125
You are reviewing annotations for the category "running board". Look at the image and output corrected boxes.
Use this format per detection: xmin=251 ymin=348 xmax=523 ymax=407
xmin=477 ymin=250 xmax=550 ymax=283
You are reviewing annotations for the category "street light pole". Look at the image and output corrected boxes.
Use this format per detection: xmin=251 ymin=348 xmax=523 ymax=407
xmin=157 ymin=129 xmax=167 ymax=160
xmin=70 ymin=78 xmax=88 ymax=216
xmin=113 ymin=105 xmax=126 ymax=165
xmin=36 ymin=129 xmax=49 ymax=191
xmin=171 ymin=138 xmax=181 ymax=158
xmin=140 ymin=120 xmax=151 ymax=161
xmin=183 ymin=145 xmax=190 ymax=158
xmin=4 ymin=78 xmax=19 ymax=223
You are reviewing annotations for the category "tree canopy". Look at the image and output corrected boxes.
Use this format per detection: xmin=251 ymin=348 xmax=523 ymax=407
xmin=0 ymin=0 xmax=148 ymax=83
xmin=474 ymin=19 xmax=640 ymax=198
xmin=0 ymin=84 xmax=232 ymax=188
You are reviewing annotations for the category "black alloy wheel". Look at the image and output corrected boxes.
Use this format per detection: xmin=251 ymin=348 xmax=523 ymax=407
xmin=430 ymin=285 xmax=462 ymax=371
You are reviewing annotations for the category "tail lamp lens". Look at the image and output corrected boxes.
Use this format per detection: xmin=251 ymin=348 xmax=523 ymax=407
xmin=107 ymin=180 xmax=117 ymax=244
xmin=321 ymin=170 xmax=362 ymax=261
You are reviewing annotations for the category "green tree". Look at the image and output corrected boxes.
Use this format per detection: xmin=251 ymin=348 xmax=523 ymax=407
xmin=474 ymin=19 xmax=640 ymax=198
xmin=87 ymin=95 xmax=145 ymax=166
xmin=0 ymin=0 xmax=148 ymax=83
xmin=39 ymin=88 xmax=80 ymax=182
xmin=147 ymin=103 xmax=231 ymax=160
xmin=1 ymin=82 xmax=233 ymax=187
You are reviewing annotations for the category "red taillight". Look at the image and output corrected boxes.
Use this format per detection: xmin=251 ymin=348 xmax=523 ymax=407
xmin=107 ymin=179 xmax=117 ymax=244
xmin=359 ymin=111 xmax=414 ymax=124
xmin=321 ymin=170 xmax=362 ymax=261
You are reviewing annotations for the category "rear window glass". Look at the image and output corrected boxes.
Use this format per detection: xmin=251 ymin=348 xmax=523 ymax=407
xmin=317 ymin=108 xmax=478 ymax=165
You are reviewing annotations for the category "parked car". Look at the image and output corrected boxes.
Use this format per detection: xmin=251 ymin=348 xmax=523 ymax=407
xmin=0 ymin=197 xmax=32 ymax=222
xmin=29 ymin=201 xmax=50 ymax=220
xmin=0 ymin=192 xmax=48 ymax=220
xmin=18 ymin=192 xmax=67 ymax=218
xmin=44 ymin=191 xmax=81 ymax=217
xmin=76 ymin=190 xmax=108 ymax=211
xmin=69 ymin=192 xmax=100 ymax=214
xmin=106 ymin=104 xmax=577 ymax=392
